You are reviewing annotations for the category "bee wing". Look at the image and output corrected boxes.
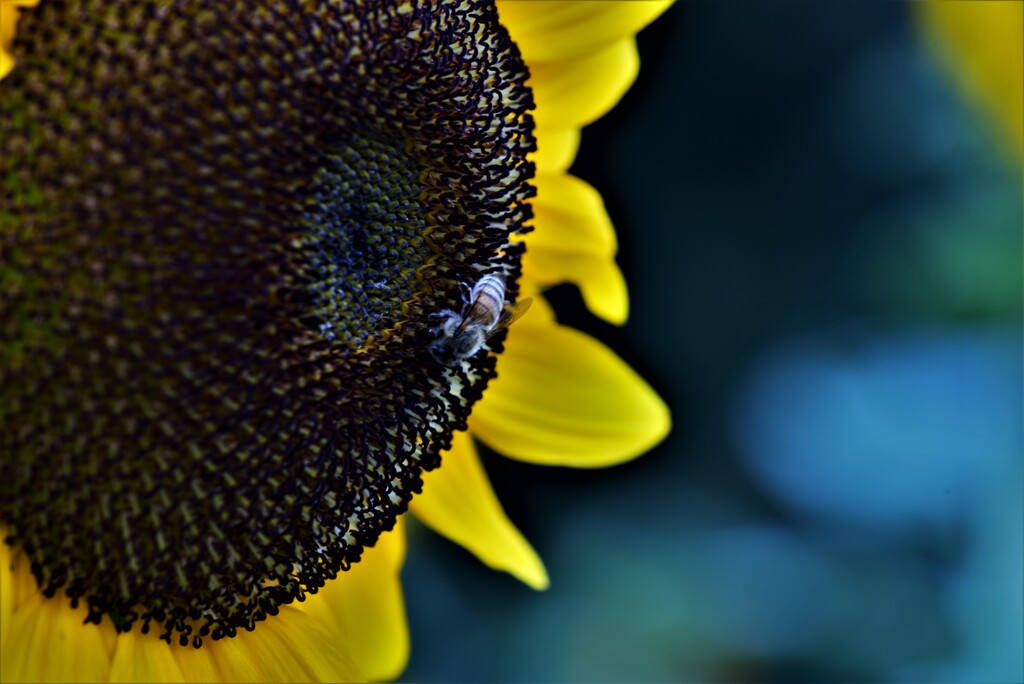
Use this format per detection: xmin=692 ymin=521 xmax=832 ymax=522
xmin=489 ymin=297 xmax=532 ymax=336
xmin=457 ymin=303 xmax=498 ymax=333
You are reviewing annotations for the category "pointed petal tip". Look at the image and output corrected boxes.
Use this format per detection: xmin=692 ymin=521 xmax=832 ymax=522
xmin=411 ymin=432 xmax=551 ymax=591
xmin=517 ymin=560 xmax=551 ymax=592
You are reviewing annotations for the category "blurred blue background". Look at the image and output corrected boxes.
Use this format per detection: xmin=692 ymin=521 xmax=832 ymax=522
xmin=400 ymin=2 xmax=1023 ymax=681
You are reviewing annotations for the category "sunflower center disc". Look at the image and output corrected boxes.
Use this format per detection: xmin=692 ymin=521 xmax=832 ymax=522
xmin=0 ymin=0 xmax=534 ymax=647
xmin=299 ymin=133 xmax=430 ymax=347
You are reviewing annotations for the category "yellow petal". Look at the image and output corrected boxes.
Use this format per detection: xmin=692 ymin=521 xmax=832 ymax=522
xmin=300 ymin=521 xmax=408 ymax=682
xmin=170 ymin=642 xmax=221 ymax=683
xmin=0 ymin=0 xmax=37 ymax=82
xmin=410 ymin=430 xmax=550 ymax=590
xmin=520 ymin=173 xmax=628 ymax=323
xmin=0 ymin=1 xmax=21 ymax=45
xmin=530 ymin=37 xmax=639 ymax=129
xmin=256 ymin=608 xmax=365 ymax=683
xmin=516 ymin=287 xmax=557 ymax=323
xmin=0 ymin=9 xmax=15 ymax=82
xmin=529 ymin=174 xmax=617 ymax=255
xmin=0 ymin=52 xmax=11 ymax=81
xmin=6 ymin=543 xmax=38 ymax=602
xmin=109 ymin=630 xmax=185 ymax=683
xmin=0 ymin=539 xmax=12 ymax=654
xmin=472 ymin=318 xmax=670 ymax=467
xmin=498 ymin=0 xmax=673 ymax=63
xmin=917 ymin=0 xmax=1024 ymax=157
xmin=202 ymin=605 xmax=363 ymax=683
xmin=521 ymin=247 xmax=629 ymax=326
xmin=532 ymin=126 xmax=581 ymax=174
xmin=4 ymin=592 xmax=116 ymax=683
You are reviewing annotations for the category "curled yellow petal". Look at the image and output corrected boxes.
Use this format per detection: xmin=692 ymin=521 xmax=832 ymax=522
xmin=299 ymin=521 xmax=407 ymax=682
xmin=519 ymin=173 xmax=628 ymax=324
xmin=473 ymin=317 xmax=670 ymax=467
xmin=530 ymin=37 xmax=639 ymax=129
xmin=498 ymin=0 xmax=673 ymax=63
xmin=522 ymin=248 xmax=629 ymax=326
xmin=410 ymin=430 xmax=550 ymax=590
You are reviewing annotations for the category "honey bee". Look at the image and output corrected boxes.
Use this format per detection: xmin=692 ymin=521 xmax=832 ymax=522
xmin=429 ymin=273 xmax=531 ymax=366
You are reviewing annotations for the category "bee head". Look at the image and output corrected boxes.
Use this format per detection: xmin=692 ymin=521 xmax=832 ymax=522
xmin=429 ymin=338 xmax=460 ymax=366
xmin=429 ymin=327 xmax=485 ymax=366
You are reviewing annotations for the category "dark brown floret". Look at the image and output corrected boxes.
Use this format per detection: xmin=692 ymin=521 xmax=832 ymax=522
xmin=0 ymin=0 xmax=534 ymax=646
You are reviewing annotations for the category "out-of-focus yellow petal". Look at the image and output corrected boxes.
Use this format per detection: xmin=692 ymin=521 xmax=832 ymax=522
xmin=4 ymin=591 xmax=117 ymax=683
xmin=917 ymin=0 xmax=1024 ymax=157
xmin=519 ymin=173 xmax=627 ymax=324
xmin=410 ymin=430 xmax=549 ymax=590
xmin=299 ymin=521 xmax=407 ymax=682
xmin=530 ymin=38 xmax=639 ymax=129
xmin=498 ymin=0 xmax=673 ymax=63
xmin=109 ymin=631 xmax=185 ymax=683
xmin=472 ymin=316 xmax=670 ymax=467
xmin=532 ymin=126 xmax=582 ymax=173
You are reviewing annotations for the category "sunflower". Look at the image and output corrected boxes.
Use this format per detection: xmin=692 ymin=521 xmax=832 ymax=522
xmin=0 ymin=1 xmax=671 ymax=681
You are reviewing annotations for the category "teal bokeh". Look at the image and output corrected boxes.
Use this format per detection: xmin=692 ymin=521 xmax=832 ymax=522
xmin=401 ymin=2 xmax=1023 ymax=681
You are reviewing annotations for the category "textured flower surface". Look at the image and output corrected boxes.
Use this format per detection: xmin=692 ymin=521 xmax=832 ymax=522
xmin=0 ymin=0 xmax=671 ymax=681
